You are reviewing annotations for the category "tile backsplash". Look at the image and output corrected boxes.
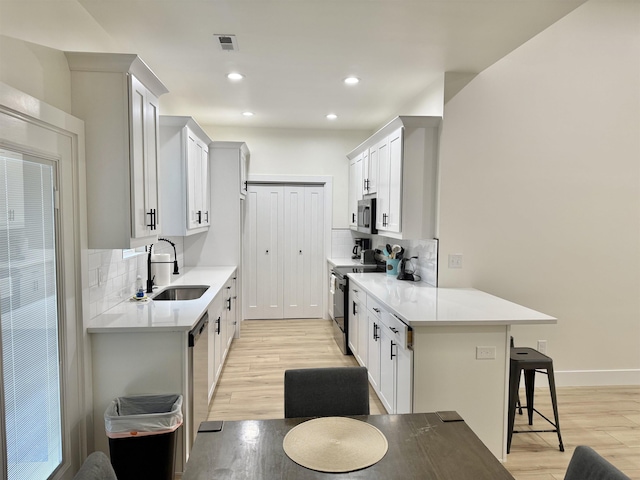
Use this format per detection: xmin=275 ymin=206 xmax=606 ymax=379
xmin=331 ymin=229 xmax=358 ymax=259
xmin=331 ymin=228 xmax=438 ymax=286
xmin=87 ymin=237 xmax=184 ymax=319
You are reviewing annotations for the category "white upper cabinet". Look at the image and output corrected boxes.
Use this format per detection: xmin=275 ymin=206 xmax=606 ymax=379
xmin=66 ymin=52 xmax=168 ymax=249
xmin=347 ymin=116 xmax=441 ymax=240
xmin=363 ymin=142 xmax=378 ymax=195
xmin=380 ymin=127 xmax=402 ymax=233
xmin=159 ymin=116 xmax=212 ymax=236
xmin=240 ymin=148 xmax=249 ymax=198
xmin=348 ymin=153 xmax=363 ymax=228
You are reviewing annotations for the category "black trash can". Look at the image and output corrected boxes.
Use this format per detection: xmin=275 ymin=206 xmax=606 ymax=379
xmin=104 ymin=394 xmax=183 ymax=480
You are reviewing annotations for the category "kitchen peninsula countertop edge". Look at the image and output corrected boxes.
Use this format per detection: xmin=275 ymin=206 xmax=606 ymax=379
xmin=347 ymin=272 xmax=556 ymax=327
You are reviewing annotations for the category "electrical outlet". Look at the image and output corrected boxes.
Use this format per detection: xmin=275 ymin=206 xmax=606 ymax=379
xmin=98 ymin=267 xmax=108 ymax=286
xmin=448 ymin=254 xmax=463 ymax=269
xmin=537 ymin=340 xmax=547 ymax=354
xmin=476 ymin=346 xmax=496 ymax=360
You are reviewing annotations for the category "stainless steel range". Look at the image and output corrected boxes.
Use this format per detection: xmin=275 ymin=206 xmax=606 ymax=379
xmin=330 ymin=264 xmax=383 ymax=354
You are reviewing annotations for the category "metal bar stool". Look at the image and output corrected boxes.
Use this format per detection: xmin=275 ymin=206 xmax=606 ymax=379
xmin=507 ymin=346 xmax=564 ymax=453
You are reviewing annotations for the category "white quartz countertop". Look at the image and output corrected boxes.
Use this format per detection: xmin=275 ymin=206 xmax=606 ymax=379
xmin=87 ymin=266 xmax=237 ymax=333
xmin=327 ymin=257 xmax=363 ymax=268
xmin=348 ymin=272 xmax=556 ymax=327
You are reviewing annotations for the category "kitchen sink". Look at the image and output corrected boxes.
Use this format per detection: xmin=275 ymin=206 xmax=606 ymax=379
xmin=152 ymin=285 xmax=209 ymax=301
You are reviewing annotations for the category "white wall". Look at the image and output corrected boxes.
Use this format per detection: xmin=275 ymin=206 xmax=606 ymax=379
xmin=0 ymin=36 xmax=72 ymax=113
xmin=199 ymin=125 xmax=370 ymax=229
xmin=434 ymin=0 xmax=640 ymax=384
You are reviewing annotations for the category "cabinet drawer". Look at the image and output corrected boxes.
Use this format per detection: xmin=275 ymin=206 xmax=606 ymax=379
xmin=350 ymin=284 xmax=364 ymax=301
xmin=366 ymin=295 xmax=384 ymax=319
xmin=380 ymin=310 xmax=411 ymax=350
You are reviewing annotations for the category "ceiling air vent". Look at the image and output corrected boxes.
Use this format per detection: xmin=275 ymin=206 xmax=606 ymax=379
xmin=214 ymin=34 xmax=239 ymax=52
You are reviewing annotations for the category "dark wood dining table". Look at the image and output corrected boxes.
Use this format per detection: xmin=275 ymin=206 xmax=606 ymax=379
xmin=182 ymin=412 xmax=514 ymax=479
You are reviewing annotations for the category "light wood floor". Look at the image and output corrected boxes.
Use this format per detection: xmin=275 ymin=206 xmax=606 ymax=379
xmin=207 ymin=319 xmax=640 ymax=479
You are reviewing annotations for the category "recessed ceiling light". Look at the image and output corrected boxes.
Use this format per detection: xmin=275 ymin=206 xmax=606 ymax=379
xmin=344 ymin=77 xmax=360 ymax=85
xmin=242 ymin=111 xmax=254 ymax=117
xmin=326 ymin=114 xmax=338 ymax=120
xmin=227 ymin=72 xmax=244 ymax=81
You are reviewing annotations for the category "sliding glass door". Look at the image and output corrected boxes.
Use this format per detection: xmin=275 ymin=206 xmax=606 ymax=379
xmin=0 ymin=149 xmax=62 ymax=480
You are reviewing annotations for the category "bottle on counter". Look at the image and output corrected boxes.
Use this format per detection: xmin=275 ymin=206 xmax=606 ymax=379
xmin=136 ymin=275 xmax=145 ymax=298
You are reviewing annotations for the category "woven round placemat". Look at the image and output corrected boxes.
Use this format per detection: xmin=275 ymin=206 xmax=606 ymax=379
xmin=282 ymin=417 xmax=388 ymax=473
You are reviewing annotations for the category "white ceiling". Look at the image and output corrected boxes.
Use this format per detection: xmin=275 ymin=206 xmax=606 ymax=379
xmin=4 ymin=0 xmax=586 ymax=130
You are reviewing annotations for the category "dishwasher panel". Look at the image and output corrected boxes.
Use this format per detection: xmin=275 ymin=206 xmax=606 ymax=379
xmin=188 ymin=312 xmax=209 ymax=448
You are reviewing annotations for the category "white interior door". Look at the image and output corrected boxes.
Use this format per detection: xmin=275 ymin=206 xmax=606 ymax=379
xmin=283 ymin=186 xmax=305 ymax=318
xmin=303 ymin=185 xmax=324 ymax=318
xmin=244 ymin=184 xmax=284 ymax=319
xmin=244 ymin=183 xmax=324 ymax=320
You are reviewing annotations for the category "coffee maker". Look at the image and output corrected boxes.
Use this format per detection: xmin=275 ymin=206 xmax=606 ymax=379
xmin=352 ymin=238 xmax=371 ymax=259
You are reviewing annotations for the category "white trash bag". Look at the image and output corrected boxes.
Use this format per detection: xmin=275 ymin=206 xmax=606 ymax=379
xmin=104 ymin=394 xmax=183 ymax=438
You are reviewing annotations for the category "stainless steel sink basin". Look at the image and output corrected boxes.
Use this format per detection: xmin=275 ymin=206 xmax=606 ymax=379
xmin=152 ymin=285 xmax=209 ymax=301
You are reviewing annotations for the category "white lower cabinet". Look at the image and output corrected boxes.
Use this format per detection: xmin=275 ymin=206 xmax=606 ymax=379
xmin=367 ymin=313 xmax=381 ymax=392
xmin=357 ymin=300 xmax=368 ymax=367
xmin=351 ymin=280 xmax=413 ymax=415
xmin=395 ymin=338 xmax=413 ymax=414
xmin=366 ymin=306 xmax=382 ymax=392
xmin=348 ymin=286 xmax=363 ymax=361
xmin=208 ymin=293 xmax=223 ymax=402
xmin=378 ymin=323 xmax=396 ymax=413
xmin=207 ymin=271 xmax=237 ymax=402
xmin=379 ymin=311 xmax=413 ymax=414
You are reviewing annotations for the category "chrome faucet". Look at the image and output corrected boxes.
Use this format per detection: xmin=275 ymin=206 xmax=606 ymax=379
xmin=146 ymin=238 xmax=180 ymax=293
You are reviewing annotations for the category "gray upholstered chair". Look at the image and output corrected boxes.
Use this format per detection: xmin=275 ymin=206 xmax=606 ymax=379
xmin=564 ymin=446 xmax=630 ymax=480
xmin=284 ymin=367 xmax=370 ymax=418
xmin=73 ymin=451 xmax=118 ymax=480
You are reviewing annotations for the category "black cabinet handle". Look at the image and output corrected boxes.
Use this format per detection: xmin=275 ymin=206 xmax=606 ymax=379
xmin=227 ymin=298 xmax=231 ymax=311
xmin=373 ymin=307 xmax=380 ymax=314
xmin=390 ymin=327 xmax=398 ymax=334
xmin=147 ymin=208 xmax=157 ymax=230
xmin=216 ymin=316 xmax=221 ymax=334
xmin=352 ymin=301 xmax=357 ymax=316
xmin=197 ymin=210 xmax=202 ymax=224
xmin=391 ymin=341 xmax=396 ymax=360
xmin=205 ymin=211 xmax=209 ymax=223
xmin=373 ymin=322 xmax=379 ymax=341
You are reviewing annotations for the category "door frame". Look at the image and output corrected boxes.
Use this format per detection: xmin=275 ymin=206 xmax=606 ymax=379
xmin=245 ymin=174 xmax=333 ymax=320
xmin=0 ymin=81 xmax=89 ymax=479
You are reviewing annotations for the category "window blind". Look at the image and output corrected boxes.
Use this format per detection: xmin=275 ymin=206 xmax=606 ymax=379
xmin=0 ymin=152 xmax=62 ymax=480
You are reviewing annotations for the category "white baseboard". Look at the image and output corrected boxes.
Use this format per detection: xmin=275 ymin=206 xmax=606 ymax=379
xmin=555 ymin=369 xmax=640 ymax=387
xmin=524 ymin=369 xmax=640 ymax=388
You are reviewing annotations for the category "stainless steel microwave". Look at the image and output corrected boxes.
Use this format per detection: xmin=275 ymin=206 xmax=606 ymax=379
xmin=357 ymin=198 xmax=377 ymax=234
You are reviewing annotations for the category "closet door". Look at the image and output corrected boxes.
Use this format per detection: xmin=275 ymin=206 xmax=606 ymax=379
xmin=283 ymin=186 xmax=305 ymax=318
xmin=303 ymin=185 xmax=324 ymax=318
xmin=244 ymin=185 xmax=284 ymax=319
